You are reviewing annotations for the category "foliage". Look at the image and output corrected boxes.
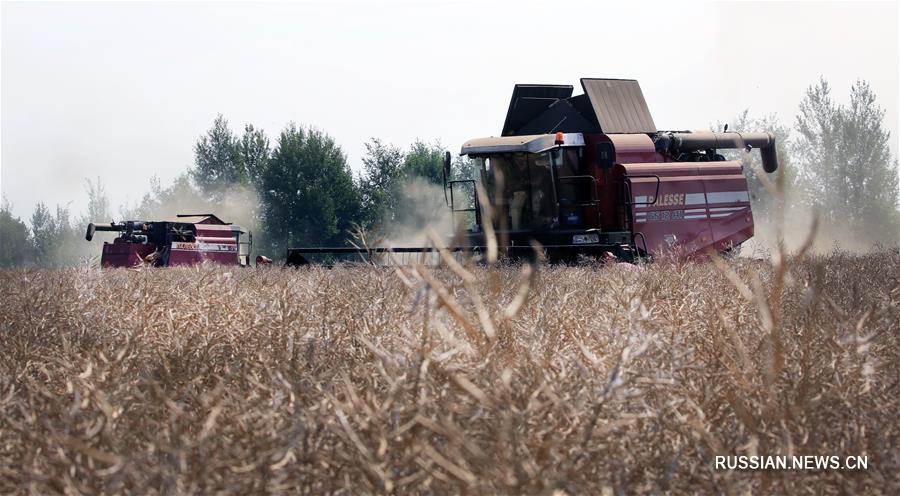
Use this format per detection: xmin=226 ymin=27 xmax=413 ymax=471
xmin=793 ymin=79 xmax=900 ymax=242
xmin=192 ymin=114 xmax=245 ymax=196
xmin=29 ymin=202 xmax=80 ymax=266
xmin=402 ymin=139 xmax=445 ymax=185
xmin=240 ymin=123 xmax=270 ymax=185
xmin=359 ymin=138 xmax=405 ymax=228
xmin=360 ymin=139 xmax=455 ymax=233
xmin=81 ymin=178 xmax=111 ymax=224
xmin=0 ymin=199 xmax=31 ymax=266
xmin=258 ymin=124 xmax=361 ymax=255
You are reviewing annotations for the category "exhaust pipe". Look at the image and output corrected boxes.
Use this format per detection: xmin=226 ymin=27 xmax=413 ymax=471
xmin=661 ymin=131 xmax=779 ymax=173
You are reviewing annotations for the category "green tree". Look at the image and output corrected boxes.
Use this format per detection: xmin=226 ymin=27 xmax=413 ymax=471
xmin=70 ymin=178 xmax=114 ymax=262
xmin=360 ymin=138 xmax=405 ymax=228
xmin=30 ymin=202 xmax=55 ymax=264
xmin=240 ymin=123 xmax=270 ymax=185
xmin=192 ymin=114 xmax=244 ymax=196
xmin=360 ymin=139 xmax=458 ymax=231
xmin=794 ymin=78 xmax=900 ymax=242
xmin=839 ymin=81 xmax=899 ymax=241
xmin=793 ymin=79 xmax=841 ymax=212
xmin=82 ymin=177 xmax=110 ymax=222
xmin=259 ymin=124 xmax=361 ymax=256
xmin=401 ymin=140 xmax=445 ymax=185
xmin=30 ymin=202 xmax=78 ymax=266
xmin=0 ymin=199 xmax=32 ymax=266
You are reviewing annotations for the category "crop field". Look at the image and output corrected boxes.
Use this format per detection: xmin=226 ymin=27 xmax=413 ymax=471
xmin=1 ymin=250 xmax=898 ymax=494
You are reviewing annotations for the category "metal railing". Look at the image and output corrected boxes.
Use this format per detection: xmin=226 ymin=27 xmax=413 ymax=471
xmin=558 ymin=175 xmax=601 ymax=208
xmin=623 ymin=174 xmax=661 ymax=207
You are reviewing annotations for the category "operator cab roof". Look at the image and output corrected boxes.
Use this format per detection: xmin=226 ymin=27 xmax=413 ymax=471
xmin=498 ymin=78 xmax=657 ymax=137
xmin=462 ymin=78 xmax=655 ymax=157
xmin=172 ymin=213 xmax=227 ymax=224
xmin=461 ymin=133 xmax=585 ymax=156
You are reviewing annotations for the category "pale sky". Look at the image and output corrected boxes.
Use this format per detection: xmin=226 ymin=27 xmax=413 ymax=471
xmin=2 ymin=0 xmax=898 ymax=221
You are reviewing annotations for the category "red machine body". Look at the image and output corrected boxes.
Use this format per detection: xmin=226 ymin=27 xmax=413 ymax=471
xmin=450 ymin=78 xmax=778 ymax=260
xmin=592 ymin=133 xmax=753 ymax=256
xmin=86 ymin=214 xmax=251 ymax=268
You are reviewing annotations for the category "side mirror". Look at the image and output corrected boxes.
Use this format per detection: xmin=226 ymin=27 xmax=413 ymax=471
xmin=596 ymin=142 xmax=615 ymax=170
xmin=85 ymin=223 xmax=96 ymax=242
xmin=443 ymin=151 xmax=452 ymax=182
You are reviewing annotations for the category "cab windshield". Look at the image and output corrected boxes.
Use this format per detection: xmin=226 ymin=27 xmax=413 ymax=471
xmin=476 ymin=148 xmax=582 ymax=231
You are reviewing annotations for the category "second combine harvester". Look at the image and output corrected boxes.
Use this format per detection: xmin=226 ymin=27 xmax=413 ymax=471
xmin=288 ymin=78 xmax=778 ymax=264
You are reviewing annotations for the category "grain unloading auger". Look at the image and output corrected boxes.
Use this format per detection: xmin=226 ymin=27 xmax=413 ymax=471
xmin=286 ymin=77 xmax=779 ymax=266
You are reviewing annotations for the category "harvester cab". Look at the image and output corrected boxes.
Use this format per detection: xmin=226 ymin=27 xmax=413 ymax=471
xmin=445 ymin=78 xmax=779 ymax=261
xmin=85 ymin=214 xmax=252 ymax=268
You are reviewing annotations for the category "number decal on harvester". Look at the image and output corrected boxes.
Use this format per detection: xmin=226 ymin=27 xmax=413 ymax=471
xmin=636 ymin=209 xmax=688 ymax=223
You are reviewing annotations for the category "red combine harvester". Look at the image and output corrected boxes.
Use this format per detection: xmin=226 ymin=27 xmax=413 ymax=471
xmin=287 ymin=78 xmax=778 ymax=265
xmin=85 ymin=214 xmax=252 ymax=267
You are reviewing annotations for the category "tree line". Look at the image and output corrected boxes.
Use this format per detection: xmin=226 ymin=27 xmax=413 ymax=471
xmin=1 ymin=116 xmax=460 ymax=265
xmin=1 ymin=77 xmax=898 ymax=266
xmin=722 ymin=79 xmax=899 ymax=243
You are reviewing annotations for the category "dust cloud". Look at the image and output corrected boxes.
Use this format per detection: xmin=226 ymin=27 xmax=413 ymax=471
xmin=374 ymin=178 xmax=469 ymax=264
xmin=737 ymin=152 xmax=898 ymax=257
xmin=746 ymin=207 xmax=896 ymax=258
xmin=383 ymin=178 xmax=456 ymax=246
